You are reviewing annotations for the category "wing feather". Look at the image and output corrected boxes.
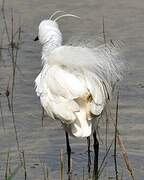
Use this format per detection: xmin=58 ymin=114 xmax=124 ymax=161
xmin=41 ymin=64 xmax=87 ymax=99
xmin=35 ymin=64 xmax=86 ymax=122
xmin=84 ymin=71 xmax=107 ymax=115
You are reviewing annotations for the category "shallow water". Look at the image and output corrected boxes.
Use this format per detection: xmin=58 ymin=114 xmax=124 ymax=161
xmin=0 ymin=0 xmax=144 ymax=179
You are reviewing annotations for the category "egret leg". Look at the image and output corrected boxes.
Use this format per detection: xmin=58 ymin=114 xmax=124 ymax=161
xmin=65 ymin=131 xmax=71 ymax=175
xmin=93 ymin=130 xmax=99 ymax=179
xmin=87 ymin=136 xmax=91 ymax=177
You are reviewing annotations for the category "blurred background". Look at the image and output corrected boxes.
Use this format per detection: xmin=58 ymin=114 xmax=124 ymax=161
xmin=0 ymin=0 xmax=144 ymax=179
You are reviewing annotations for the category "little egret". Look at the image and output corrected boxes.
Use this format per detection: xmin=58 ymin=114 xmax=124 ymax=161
xmin=34 ymin=11 xmax=124 ymax=177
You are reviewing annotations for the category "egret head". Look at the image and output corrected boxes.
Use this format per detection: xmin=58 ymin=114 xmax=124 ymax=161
xmin=37 ymin=19 xmax=61 ymax=45
xmin=34 ymin=11 xmax=80 ymax=45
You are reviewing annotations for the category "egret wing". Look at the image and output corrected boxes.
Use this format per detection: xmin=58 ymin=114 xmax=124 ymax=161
xmin=35 ymin=64 xmax=87 ymax=122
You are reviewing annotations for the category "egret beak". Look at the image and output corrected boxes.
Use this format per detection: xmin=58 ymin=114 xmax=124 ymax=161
xmin=34 ymin=36 xmax=39 ymax=41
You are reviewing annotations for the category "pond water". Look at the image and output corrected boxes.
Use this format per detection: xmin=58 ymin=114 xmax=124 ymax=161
xmin=0 ymin=0 xmax=144 ymax=179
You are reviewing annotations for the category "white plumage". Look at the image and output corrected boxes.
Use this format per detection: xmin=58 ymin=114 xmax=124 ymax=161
xmin=35 ymin=13 xmax=124 ymax=138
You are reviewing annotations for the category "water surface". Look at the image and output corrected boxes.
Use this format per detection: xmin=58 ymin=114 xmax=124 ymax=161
xmin=0 ymin=0 xmax=144 ymax=179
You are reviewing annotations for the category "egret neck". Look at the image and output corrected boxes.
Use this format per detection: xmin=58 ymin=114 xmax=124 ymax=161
xmin=41 ymin=29 xmax=62 ymax=64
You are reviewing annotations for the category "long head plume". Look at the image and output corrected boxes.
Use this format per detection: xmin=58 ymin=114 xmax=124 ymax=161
xmin=49 ymin=11 xmax=65 ymax=20
xmin=53 ymin=13 xmax=80 ymax=22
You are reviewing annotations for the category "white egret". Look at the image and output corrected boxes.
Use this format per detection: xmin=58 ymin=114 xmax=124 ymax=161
xmin=34 ymin=11 xmax=124 ymax=177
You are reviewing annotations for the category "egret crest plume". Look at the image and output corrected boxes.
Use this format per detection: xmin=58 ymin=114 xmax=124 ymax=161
xmin=54 ymin=14 xmax=80 ymax=22
xmin=49 ymin=11 xmax=65 ymax=20
xmin=49 ymin=11 xmax=80 ymax=21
